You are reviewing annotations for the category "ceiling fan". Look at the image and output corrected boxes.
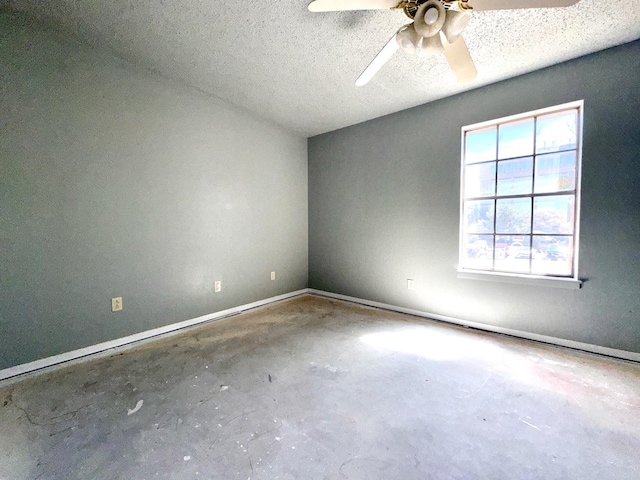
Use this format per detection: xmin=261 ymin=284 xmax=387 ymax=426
xmin=308 ymin=0 xmax=579 ymax=85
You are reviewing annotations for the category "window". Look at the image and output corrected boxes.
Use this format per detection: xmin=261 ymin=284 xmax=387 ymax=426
xmin=459 ymin=101 xmax=583 ymax=286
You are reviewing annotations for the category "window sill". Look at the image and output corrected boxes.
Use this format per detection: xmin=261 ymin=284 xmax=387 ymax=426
xmin=457 ymin=269 xmax=582 ymax=289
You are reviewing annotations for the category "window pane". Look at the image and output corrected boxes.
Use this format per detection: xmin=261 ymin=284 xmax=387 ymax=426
xmin=494 ymin=235 xmax=510 ymax=260
xmin=465 ymin=162 xmax=496 ymax=198
xmin=533 ymin=195 xmax=574 ymax=234
xmin=536 ymin=109 xmax=578 ymax=154
xmin=497 ymin=157 xmax=533 ymax=196
xmin=534 ymin=152 xmax=576 ymax=193
xmin=498 ymin=119 xmax=534 ymax=160
xmin=465 ymin=127 xmax=497 ymax=164
xmin=464 ymin=200 xmax=494 ymax=234
xmin=495 ymin=236 xmax=531 ymax=273
xmin=532 ymin=235 xmax=573 ymax=276
xmin=462 ymin=235 xmax=494 ymax=270
xmin=496 ymin=198 xmax=531 ymax=234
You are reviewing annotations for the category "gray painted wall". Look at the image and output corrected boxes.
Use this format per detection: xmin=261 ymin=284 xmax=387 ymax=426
xmin=309 ymin=40 xmax=640 ymax=354
xmin=0 ymin=13 xmax=308 ymax=370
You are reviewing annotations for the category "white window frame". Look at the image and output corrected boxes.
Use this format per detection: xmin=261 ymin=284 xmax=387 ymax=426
xmin=457 ymin=101 xmax=584 ymax=289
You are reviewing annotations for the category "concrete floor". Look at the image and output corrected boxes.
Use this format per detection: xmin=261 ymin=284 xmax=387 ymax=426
xmin=1 ymin=295 xmax=639 ymax=480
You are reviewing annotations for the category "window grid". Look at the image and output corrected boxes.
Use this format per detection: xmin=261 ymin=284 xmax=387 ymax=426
xmin=460 ymin=102 xmax=582 ymax=279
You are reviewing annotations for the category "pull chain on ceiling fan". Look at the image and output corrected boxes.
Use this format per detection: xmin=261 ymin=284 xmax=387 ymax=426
xmin=308 ymin=0 xmax=580 ymax=86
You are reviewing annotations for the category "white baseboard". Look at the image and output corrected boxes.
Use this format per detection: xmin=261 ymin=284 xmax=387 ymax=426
xmin=3 ymin=287 xmax=637 ymax=383
xmin=0 ymin=289 xmax=309 ymax=382
xmin=308 ymin=289 xmax=640 ymax=363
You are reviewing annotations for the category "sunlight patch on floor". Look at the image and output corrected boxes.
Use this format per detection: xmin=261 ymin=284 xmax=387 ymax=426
xmin=360 ymin=326 xmax=503 ymax=362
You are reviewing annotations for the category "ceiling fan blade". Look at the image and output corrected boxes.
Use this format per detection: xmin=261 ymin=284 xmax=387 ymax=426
xmin=308 ymin=0 xmax=399 ymax=12
xmin=355 ymin=33 xmax=400 ymax=86
xmin=442 ymin=34 xmax=477 ymax=84
xmin=464 ymin=0 xmax=579 ymax=11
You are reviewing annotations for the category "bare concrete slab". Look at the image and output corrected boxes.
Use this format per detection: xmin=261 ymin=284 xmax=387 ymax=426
xmin=1 ymin=295 xmax=639 ymax=479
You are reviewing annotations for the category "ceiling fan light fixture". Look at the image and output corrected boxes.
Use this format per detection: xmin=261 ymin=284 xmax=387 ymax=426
xmin=424 ymin=7 xmax=439 ymax=25
xmin=418 ymin=32 xmax=444 ymax=57
xmin=413 ymin=0 xmax=446 ymax=38
xmin=396 ymin=23 xmax=422 ymax=54
xmin=442 ymin=10 xmax=472 ymax=44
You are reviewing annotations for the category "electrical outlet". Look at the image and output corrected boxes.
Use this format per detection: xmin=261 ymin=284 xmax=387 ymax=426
xmin=111 ymin=297 xmax=123 ymax=312
xmin=214 ymin=281 xmax=222 ymax=293
xmin=271 ymin=271 xmax=276 ymax=281
xmin=407 ymin=279 xmax=414 ymax=290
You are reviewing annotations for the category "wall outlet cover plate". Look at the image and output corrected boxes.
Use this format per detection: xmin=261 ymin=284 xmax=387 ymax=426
xmin=111 ymin=297 xmax=123 ymax=312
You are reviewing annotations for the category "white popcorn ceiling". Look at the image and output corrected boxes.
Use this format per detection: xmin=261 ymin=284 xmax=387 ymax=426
xmin=5 ymin=0 xmax=640 ymax=136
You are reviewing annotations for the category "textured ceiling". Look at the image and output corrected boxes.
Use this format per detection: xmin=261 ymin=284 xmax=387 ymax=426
xmin=5 ymin=0 xmax=640 ymax=136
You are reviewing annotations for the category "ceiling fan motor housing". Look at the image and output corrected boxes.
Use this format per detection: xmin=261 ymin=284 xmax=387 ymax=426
xmin=403 ymin=0 xmax=452 ymax=19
